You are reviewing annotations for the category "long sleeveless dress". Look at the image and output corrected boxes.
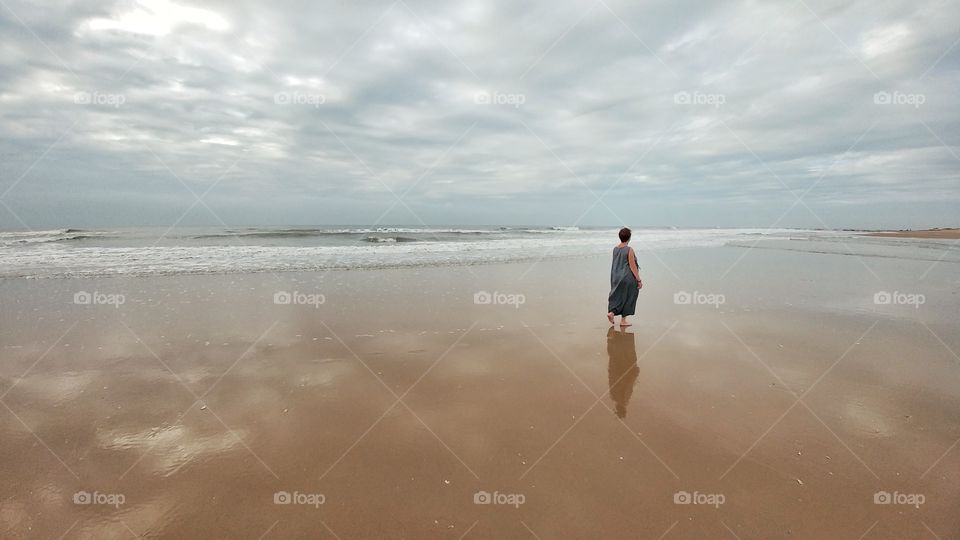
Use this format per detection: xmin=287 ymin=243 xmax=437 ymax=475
xmin=607 ymin=245 xmax=638 ymax=316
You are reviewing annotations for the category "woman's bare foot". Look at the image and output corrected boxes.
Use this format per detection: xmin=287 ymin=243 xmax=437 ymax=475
xmin=620 ymin=317 xmax=632 ymax=327
xmin=607 ymin=312 xmax=615 ymax=325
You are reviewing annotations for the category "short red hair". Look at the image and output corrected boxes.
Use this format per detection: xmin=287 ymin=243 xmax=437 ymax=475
xmin=618 ymin=227 xmax=631 ymax=242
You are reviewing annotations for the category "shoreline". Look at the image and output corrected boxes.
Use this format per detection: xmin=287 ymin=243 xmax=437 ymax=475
xmin=864 ymin=228 xmax=960 ymax=239
xmin=4 ymin=227 xmax=960 ymax=280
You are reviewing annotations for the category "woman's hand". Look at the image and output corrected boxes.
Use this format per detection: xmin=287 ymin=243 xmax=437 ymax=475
xmin=637 ymin=278 xmax=643 ymax=289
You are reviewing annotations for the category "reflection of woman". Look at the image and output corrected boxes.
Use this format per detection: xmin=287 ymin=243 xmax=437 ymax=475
xmin=607 ymin=327 xmax=639 ymax=418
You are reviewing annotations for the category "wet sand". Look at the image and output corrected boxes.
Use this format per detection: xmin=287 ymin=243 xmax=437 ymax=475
xmin=1 ymin=247 xmax=958 ymax=538
xmin=866 ymin=228 xmax=960 ymax=239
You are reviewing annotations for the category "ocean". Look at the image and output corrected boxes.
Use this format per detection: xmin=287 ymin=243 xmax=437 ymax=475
xmin=0 ymin=226 xmax=955 ymax=278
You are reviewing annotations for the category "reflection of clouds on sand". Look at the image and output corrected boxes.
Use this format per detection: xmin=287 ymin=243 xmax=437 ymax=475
xmin=76 ymin=494 xmax=179 ymax=540
xmin=34 ymin=482 xmax=65 ymax=506
xmin=0 ymin=499 xmax=31 ymax=533
xmin=292 ymin=360 xmax=353 ymax=388
xmin=1 ymin=483 xmax=66 ymax=534
xmin=842 ymin=401 xmax=894 ymax=438
xmin=441 ymin=352 xmax=491 ymax=377
xmin=8 ymin=371 xmax=96 ymax=404
xmin=99 ymin=425 xmax=246 ymax=476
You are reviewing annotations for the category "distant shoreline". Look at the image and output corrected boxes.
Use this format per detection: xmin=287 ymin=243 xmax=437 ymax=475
xmin=864 ymin=228 xmax=960 ymax=239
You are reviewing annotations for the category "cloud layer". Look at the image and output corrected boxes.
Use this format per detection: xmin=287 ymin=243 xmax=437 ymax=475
xmin=1 ymin=0 xmax=958 ymax=228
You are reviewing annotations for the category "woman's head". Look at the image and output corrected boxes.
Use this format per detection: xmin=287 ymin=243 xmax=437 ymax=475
xmin=618 ymin=227 xmax=631 ymax=243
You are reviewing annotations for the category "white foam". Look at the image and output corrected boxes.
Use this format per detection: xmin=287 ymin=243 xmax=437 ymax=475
xmin=0 ymin=228 xmax=814 ymax=278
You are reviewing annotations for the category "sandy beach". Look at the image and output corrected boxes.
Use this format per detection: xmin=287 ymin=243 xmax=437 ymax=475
xmin=865 ymin=229 xmax=960 ymax=239
xmin=2 ymin=0 xmax=957 ymax=535
xmin=1 ymin=243 xmax=957 ymax=539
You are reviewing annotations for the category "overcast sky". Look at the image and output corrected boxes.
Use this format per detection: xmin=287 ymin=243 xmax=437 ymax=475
xmin=0 ymin=0 xmax=958 ymax=229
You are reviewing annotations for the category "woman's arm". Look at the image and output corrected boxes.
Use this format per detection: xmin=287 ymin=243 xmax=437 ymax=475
xmin=628 ymin=248 xmax=642 ymax=287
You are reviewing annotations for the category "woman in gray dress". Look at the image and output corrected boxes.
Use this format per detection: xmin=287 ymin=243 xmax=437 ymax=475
xmin=607 ymin=227 xmax=642 ymax=326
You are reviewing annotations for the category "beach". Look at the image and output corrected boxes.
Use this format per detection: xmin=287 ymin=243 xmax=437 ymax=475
xmin=1 ymin=232 xmax=958 ymax=538
xmin=866 ymin=228 xmax=960 ymax=239
xmin=3 ymin=0 xmax=957 ymax=535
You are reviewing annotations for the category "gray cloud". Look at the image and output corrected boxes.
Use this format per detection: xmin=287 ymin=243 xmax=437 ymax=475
xmin=0 ymin=0 xmax=958 ymax=229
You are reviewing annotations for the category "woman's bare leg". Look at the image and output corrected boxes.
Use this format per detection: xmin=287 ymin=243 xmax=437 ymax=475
xmin=607 ymin=312 xmax=615 ymax=324
xmin=620 ymin=316 xmax=632 ymax=327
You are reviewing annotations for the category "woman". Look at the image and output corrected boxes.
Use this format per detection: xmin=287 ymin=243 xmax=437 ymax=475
xmin=607 ymin=227 xmax=642 ymax=326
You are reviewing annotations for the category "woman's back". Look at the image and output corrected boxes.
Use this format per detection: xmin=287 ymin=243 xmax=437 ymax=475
xmin=610 ymin=245 xmax=631 ymax=284
xmin=607 ymin=228 xmax=641 ymax=325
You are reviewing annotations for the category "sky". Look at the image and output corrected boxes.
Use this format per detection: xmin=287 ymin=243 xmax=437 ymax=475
xmin=0 ymin=0 xmax=958 ymax=230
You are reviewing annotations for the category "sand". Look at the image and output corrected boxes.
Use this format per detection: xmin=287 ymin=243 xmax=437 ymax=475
xmin=865 ymin=228 xmax=960 ymax=239
xmin=0 ymin=246 xmax=958 ymax=538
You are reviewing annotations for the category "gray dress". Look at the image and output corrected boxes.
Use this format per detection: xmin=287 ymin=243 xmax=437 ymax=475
xmin=607 ymin=246 xmax=638 ymax=316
